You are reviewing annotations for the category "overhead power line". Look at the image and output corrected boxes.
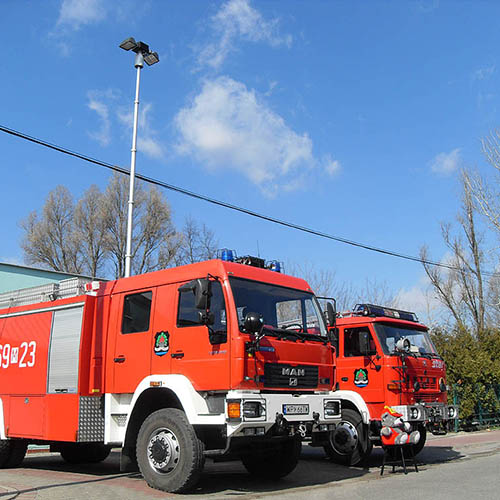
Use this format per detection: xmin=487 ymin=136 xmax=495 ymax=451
xmin=1 ymin=123 xmax=499 ymax=277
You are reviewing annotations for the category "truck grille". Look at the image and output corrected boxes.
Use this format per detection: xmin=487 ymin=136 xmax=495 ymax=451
xmin=416 ymin=393 xmax=441 ymax=403
xmin=263 ymin=363 xmax=318 ymax=389
xmin=416 ymin=376 xmax=437 ymax=390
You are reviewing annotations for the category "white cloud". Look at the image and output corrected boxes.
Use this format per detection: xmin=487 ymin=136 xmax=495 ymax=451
xmin=117 ymin=103 xmax=165 ymax=160
xmin=430 ymin=148 xmax=461 ymax=175
xmin=473 ymin=64 xmax=495 ymax=81
xmin=87 ymin=89 xmax=118 ymax=147
xmin=323 ymin=155 xmax=341 ymax=177
xmin=198 ymin=0 xmax=292 ymax=69
xmin=57 ymin=0 xmax=106 ymax=30
xmin=86 ymin=89 xmax=164 ymax=159
xmin=396 ymin=276 xmax=443 ymax=326
xmin=175 ymin=77 xmax=318 ymax=195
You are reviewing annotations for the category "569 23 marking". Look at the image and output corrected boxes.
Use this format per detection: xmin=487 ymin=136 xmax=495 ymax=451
xmin=0 ymin=341 xmax=36 ymax=368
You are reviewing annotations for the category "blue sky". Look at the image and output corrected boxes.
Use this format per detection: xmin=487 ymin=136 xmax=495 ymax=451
xmin=1 ymin=0 xmax=499 ymax=321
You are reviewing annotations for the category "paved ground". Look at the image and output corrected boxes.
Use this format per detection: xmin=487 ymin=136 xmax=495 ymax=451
xmin=0 ymin=429 xmax=499 ymax=499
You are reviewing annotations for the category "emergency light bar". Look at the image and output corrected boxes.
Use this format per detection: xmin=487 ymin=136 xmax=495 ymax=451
xmin=217 ymin=249 xmax=282 ymax=272
xmin=354 ymin=304 xmax=418 ymax=323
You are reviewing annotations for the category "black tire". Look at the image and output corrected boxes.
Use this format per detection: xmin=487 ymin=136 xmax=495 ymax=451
xmin=5 ymin=440 xmax=28 ymax=468
xmin=136 ymin=408 xmax=205 ymax=493
xmin=241 ymin=437 xmax=301 ymax=479
xmin=60 ymin=443 xmax=111 ymax=464
xmin=0 ymin=440 xmax=12 ymax=468
xmin=0 ymin=440 xmax=28 ymax=468
xmin=324 ymin=408 xmax=372 ymax=466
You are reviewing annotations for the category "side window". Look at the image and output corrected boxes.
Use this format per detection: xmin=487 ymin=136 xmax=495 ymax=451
xmin=177 ymin=282 xmax=227 ymax=338
xmin=344 ymin=327 xmax=376 ymax=357
xmin=122 ymin=291 xmax=153 ymax=334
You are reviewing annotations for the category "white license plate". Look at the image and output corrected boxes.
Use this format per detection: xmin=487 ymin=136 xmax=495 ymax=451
xmin=283 ymin=404 xmax=309 ymax=415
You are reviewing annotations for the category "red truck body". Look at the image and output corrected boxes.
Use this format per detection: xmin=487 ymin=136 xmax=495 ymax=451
xmin=325 ymin=304 xmax=458 ymax=465
xmin=0 ymin=258 xmax=343 ymax=492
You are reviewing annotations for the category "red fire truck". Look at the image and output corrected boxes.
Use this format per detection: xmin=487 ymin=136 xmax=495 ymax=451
xmin=0 ymin=255 xmax=345 ymax=493
xmin=324 ymin=303 xmax=458 ymax=465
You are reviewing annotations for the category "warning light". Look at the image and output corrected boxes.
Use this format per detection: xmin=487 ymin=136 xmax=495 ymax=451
xmin=217 ymin=248 xmax=235 ymax=262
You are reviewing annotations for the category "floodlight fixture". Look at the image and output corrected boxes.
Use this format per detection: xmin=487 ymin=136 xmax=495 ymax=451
xmin=144 ymin=51 xmax=159 ymax=66
xmin=119 ymin=37 xmax=137 ymax=51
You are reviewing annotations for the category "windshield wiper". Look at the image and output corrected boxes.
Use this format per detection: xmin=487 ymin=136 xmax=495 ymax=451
xmin=273 ymin=326 xmax=328 ymax=344
xmin=264 ymin=326 xmax=302 ymax=341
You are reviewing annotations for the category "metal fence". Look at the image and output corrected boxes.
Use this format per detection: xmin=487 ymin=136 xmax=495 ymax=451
xmin=451 ymin=383 xmax=500 ymax=432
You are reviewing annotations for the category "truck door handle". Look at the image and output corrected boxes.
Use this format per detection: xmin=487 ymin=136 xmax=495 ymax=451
xmin=114 ymin=356 xmax=126 ymax=363
xmin=341 ymin=377 xmax=348 ymax=382
xmin=171 ymin=352 xmax=184 ymax=359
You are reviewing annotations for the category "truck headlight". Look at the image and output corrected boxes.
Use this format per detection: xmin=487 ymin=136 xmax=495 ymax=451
xmin=409 ymin=406 xmax=420 ymax=420
xmin=324 ymin=400 xmax=341 ymax=418
xmin=242 ymin=401 xmax=265 ymax=419
xmin=448 ymin=406 xmax=457 ymax=419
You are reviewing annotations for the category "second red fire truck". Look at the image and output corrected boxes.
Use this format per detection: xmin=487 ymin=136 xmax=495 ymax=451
xmin=324 ymin=303 xmax=458 ymax=465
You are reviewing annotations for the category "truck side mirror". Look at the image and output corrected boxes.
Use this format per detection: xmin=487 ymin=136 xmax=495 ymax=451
xmin=325 ymin=302 xmax=335 ymax=327
xmin=179 ymin=278 xmax=212 ymax=310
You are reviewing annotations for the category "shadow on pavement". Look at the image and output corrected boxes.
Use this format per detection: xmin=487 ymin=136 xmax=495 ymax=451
xmin=15 ymin=447 xmax=370 ymax=497
xmin=360 ymin=445 xmax=464 ymax=470
xmin=7 ymin=443 xmax=466 ymax=497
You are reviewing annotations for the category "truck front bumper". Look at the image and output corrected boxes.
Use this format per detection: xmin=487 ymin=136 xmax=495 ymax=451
xmin=392 ymin=403 xmax=459 ymax=424
xmin=224 ymin=391 xmax=342 ymax=439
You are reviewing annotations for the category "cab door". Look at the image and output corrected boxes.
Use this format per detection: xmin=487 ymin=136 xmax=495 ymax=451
xmin=337 ymin=325 xmax=385 ymax=404
xmin=150 ymin=284 xmax=172 ymax=378
xmin=111 ymin=288 xmax=155 ymax=393
xmin=169 ymin=280 xmax=230 ymax=391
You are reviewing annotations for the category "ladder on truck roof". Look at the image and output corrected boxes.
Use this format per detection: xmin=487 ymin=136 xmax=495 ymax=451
xmin=0 ymin=277 xmax=95 ymax=310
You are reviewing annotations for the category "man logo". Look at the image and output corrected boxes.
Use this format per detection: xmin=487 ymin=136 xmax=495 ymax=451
xmin=289 ymin=378 xmax=298 ymax=386
xmin=282 ymin=367 xmax=305 ymax=377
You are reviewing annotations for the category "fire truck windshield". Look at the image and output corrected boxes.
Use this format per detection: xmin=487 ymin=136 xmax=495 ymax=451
xmin=229 ymin=277 xmax=327 ymax=339
xmin=374 ymin=323 xmax=438 ymax=356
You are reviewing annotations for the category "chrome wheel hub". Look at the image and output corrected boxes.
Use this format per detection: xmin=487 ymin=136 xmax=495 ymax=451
xmin=331 ymin=421 xmax=358 ymax=455
xmin=147 ymin=428 xmax=180 ymax=473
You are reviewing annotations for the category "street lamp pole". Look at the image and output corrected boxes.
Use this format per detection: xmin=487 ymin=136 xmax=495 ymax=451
xmin=119 ymin=37 xmax=159 ymax=278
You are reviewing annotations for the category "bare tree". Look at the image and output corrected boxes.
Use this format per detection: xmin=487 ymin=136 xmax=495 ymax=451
xmin=20 ymin=186 xmax=83 ymax=273
xmin=174 ymin=216 xmax=219 ymax=265
xmin=420 ymin=173 xmax=487 ymax=336
xmin=132 ymin=187 xmax=178 ymax=275
xmin=475 ymin=130 xmax=500 ymax=236
xmin=102 ymin=173 xmax=180 ymax=278
xmin=19 ymin=174 xmax=203 ymax=279
xmin=286 ymin=261 xmax=397 ymax=312
xmin=74 ymin=185 xmax=109 ymax=277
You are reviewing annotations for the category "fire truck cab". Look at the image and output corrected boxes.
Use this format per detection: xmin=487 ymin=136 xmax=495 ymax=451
xmin=0 ymin=256 xmax=344 ymax=492
xmin=326 ymin=303 xmax=458 ymax=465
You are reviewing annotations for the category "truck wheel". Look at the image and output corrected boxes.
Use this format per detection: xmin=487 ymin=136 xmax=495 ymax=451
xmin=0 ymin=440 xmax=12 ymax=467
xmin=0 ymin=440 xmax=28 ymax=468
xmin=136 ymin=408 xmax=205 ymax=493
xmin=241 ymin=437 xmax=301 ymax=479
xmin=60 ymin=443 xmax=111 ymax=464
xmin=5 ymin=440 xmax=28 ymax=468
xmin=324 ymin=409 xmax=372 ymax=466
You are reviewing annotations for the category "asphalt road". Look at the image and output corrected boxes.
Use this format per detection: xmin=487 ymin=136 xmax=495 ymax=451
xmin=0 ymin=430 xmax=499 ymax=499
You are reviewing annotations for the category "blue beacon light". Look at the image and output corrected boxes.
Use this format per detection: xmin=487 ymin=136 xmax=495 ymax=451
xmin=218 ymin=248 xmax=235 ymax=262
xmin=267 ymin=260 xmax=281 ymax=273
